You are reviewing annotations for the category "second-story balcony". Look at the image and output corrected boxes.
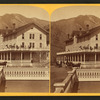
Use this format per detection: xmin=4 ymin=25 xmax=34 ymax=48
xmin=0 ymin=45 xmax=50 ymax=52
xmin=63 ymin=45 xmax=100 ymax=54
xmin=57 ymin=48 xmax=100 ymax=55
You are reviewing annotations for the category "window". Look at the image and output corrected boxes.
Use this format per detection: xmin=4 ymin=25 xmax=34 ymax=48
xmin=30 ymin=34 xmax=34 ymax=39
xmin=96 ymin=43 xmax=98 ymax=49
xmin=96 ymin=34 xmax=98 ymax=40
xmin=29 ymin=42 xmax=34 ymax=48
xmin=22 ymin=42 xmax=24 ymax=47
xmin=30 ymin=42 xmax=32 ymax=47
xmin=40 ymin=43 xmax=42 ymax=48
xmin=30 ymin=34 xmax=31 ymax=39
xmin=40 ymin=34 xmax=42 ymax=40
xmin=33 ymin=34 xmax=34 ymax=39
xmin=22 ymin=33 xmax=24 ymax=39
xmin=33 ymin=43 xmax=34 ymax=48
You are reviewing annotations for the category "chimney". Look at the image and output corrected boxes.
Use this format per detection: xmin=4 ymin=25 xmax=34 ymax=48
xmin=86 ymin=24 xmax=89 ymax=33
xmin=73 ymin=33 xmax=77 ymax=44
xmin=67 ymin=34 xmax=69 ymax=39
xmin=12 ymin=23 xmax=16 ymax=32
xmin=79 ymin=27 xmax=82 ymax=36
xmin=6 ymin=26 xmax=8 ymax=34
xmin=79 ymin=27 xmax=82 ymax=31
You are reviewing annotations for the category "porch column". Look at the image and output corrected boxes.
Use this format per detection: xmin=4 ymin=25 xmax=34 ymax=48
xmin=7 ymin=52 xmax=8 ymax=60
xmin=69 ymin=55 xmax=70 ymax=61
xmin=70 ymin=55 xmax=71 ymax=61
xmin=40 ymin=52 xmax=41 ymax=63
xmin=10 ymin=52 xmax=11 ymax=61
xmin=46 ymin=52 xmax=47 ymax=60
xmin=10 ymin=52 xmax=12 ymax=66
xmin=30 ymin=52 xmax=32 ymax=66
xmin=68 ymin=55 xmax=69 ymax=61
xmin=72 ymin=55 xmax=73 ymax=62
xmin=21 ymin=52 xmax=23 ymax=66
xmin=95 ymin=53 xmax=97 ymax=67
xmin=80 ymin=54 xmax=82 ymax=62
xmin=4 ymin=53 xmax=5 ymax=60
xmin=0 ymin=53 xmax=1 ymax=60
xmin=64 ymin=56 xmax=66 ymax=62
xmin=84 ymin=53 xmax=85 ymax=63
xmin=95 ymin=53 xmax=97 ymax=61
xmin=70 ymin=55 xmax=72 ymax=61
xmin=63 ymin=55 xmax=64 ymax=62
xmin=1 ymin=53 xmax=2 ymax=60
xmin=30 ymin=52 xmax=32 ymax=60
xmin=75 ymin=55 xmax=76 ymax=62
xmin=83 ymin=53 xmax=86 ymax=67
xmin=77 ymin=55 xmax=79 ymax=62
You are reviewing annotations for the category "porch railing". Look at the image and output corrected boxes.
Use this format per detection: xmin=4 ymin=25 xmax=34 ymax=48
xmin=4 ymin=67 xmax=49 ymax=80
xmin=53 ymin=68 xmax=78 ymax=93
xmin=53 ymin=68 xmax=100 ymax=93
xmin=0 ymin=46 xmax=49 ymax=51
xmin=77 ymin=69 xmax=100 ymax=81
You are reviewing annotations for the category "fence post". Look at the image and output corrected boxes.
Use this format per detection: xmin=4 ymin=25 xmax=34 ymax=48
xmin=53 ymin=83 xmax=65 ymax=93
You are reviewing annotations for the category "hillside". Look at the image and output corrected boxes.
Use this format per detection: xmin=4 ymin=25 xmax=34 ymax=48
xmin=51 ymin=15 xmax=100 ymax=64
xmin=0 ymin=13 xmax=49 ymax=30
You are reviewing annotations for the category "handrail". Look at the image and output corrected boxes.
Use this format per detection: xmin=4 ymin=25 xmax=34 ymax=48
xmin=53 ymin=68 xmax=78 ymax=93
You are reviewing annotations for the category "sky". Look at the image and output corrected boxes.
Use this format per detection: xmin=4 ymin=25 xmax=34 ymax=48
xmin=0 ymin=5 xmax=49 ymax=20
xmin=51 ymin=6 xmax=100 ymax=21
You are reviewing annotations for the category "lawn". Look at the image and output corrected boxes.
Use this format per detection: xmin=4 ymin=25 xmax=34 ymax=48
xmin=50 ymin=65 xmax=72 ymax=92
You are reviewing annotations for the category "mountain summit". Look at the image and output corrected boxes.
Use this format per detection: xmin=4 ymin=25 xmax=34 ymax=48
xmin=0 ymin=13 xmax=49 ymax=30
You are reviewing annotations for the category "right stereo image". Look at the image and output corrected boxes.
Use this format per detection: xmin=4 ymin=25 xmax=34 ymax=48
xmin=50 ymin=6 xmax=100 ymax=93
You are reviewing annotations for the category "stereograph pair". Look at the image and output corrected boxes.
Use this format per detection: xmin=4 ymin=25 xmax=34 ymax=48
xmin=0 ymin=5 xmax=99 ymax=93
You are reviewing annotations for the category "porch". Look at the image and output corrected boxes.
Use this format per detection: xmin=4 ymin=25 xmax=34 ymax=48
xmin=56 ymin=51 xmax=100 ymax=68
xmin=0 ymin=51 xmax=49 ymax=67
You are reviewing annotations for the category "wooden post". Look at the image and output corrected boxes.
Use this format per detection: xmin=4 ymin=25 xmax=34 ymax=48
xmin=80 ymin=54 xmax=82 ymax=62
xmin=7 ymin=52 xmax=8 ymax=60
xmin=1 ymin=53 xmax=2 ymax=60
xmin=84 ymin=53 xmax=86 ymax=67
xmin=77 ymin=55 xmax=79 ymax=62
xmin=10 ymin=52 xmax=11 ymax=61
xmin=21 ymin=52 xmax=23 ymax=66
xmin=95 ymin=53 xmax=97 ymax=67
xmin=4 ymin=53 xmax=5 ymax=60
xmin=30 ymin=52 xmax=32 ymax=66
xmin=10 ymin=52 xmax=12 ymax=66
xmin=72 ymin=55 xmax=73 ymax=62
xmin=75 ymin=55 xmax=76 ymax=62
xmin=40 ymin=52 xmax=41 ymax=63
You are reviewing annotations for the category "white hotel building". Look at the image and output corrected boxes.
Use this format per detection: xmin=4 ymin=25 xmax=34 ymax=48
xmin=56 ymin=25 xmax=100 ymax=67
xmin=0 ymin=23 xmax=49 ymax=67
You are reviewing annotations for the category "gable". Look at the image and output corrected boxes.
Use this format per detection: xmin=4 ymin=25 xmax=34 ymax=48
xmin=3 ymin=23 xmax=49 ymax=44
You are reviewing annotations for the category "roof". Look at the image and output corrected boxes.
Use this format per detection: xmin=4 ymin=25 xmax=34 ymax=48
xmin=72 ymin=30 xmax=86 ymax=37
xmin=0 ymin=29 xmax=12 ymax=35
xmin=65 ymin=25 xmax=100 ymax=43
xmin=77 ymin=25 xmax=100 ymax=38
xmin=3 ymin=22 xmax=49 ymax=37
xmin=64 ymin=37 xmax=73 ymax=43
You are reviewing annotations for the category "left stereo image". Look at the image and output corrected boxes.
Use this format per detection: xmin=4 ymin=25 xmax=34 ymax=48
xmin=0 ymin=5 xmax=50 ymax=92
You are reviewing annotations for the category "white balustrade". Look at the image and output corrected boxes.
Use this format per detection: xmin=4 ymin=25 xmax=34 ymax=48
xmin=4 ymin=67 xmax=49 ymax=80
xmin=77 ymin=69 xmax=100 ymax=81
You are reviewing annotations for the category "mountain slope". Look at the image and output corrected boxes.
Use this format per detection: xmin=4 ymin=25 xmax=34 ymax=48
xmin=0 ymin=13 xmax=49 ymax=30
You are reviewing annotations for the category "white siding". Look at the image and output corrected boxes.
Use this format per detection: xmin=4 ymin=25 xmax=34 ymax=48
xmin=16 ymin=27 xmax=47 ymax=49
